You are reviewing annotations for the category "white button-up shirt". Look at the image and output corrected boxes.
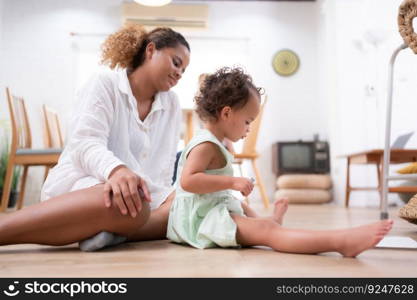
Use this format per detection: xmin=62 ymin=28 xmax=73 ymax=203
xmin=41 ymin=69 xmax=181 ymax=209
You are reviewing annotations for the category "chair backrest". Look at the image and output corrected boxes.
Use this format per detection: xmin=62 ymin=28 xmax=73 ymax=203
xmin=240 ymin=94 xmax=267 ymax=156
xmin=42 ymin=104 xmax=64 ymax=148
xmin=6 ymin=87 xmax=32 ymax=150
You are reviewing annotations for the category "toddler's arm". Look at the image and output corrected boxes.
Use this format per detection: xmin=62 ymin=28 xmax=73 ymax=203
xmin=180 ymin=142 xmax=253 ymax=195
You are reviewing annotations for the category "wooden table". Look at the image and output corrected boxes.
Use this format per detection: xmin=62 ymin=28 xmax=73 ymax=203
xmin=342 ymin=149 xmax=417 ymax=207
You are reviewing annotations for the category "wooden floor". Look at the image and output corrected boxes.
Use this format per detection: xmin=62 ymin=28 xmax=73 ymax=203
xmin=1 ymin=202 xmax=416 ymax=277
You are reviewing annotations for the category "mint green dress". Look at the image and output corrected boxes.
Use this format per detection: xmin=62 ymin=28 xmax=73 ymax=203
xmin=167 ymin=129 xmax=245 ymax=249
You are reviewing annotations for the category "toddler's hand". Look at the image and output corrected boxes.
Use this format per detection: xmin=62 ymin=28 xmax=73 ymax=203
xmin=103 ymin=165 xmax=151 ymax=217
xmin=232 ymin=177 xmax=254 ymax=196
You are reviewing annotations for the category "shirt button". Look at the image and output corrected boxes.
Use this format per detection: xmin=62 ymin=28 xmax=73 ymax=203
xmin=142 ymin=153 xmax=147 ymax=159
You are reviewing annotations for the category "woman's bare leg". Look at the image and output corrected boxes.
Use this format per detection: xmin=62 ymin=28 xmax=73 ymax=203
xmin=128 ymin=191 xmax=175 ymax=241
xmin=231 ymin=215 xmax=393 ymax=257
xmin=0 ymin=185 xmax=150 ymax=246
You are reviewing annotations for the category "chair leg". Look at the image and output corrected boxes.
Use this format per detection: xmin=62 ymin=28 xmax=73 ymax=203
xmin=237 ymin=163 xmax=249 ymax=204
xmin=238 ymin=163 xmax=244 ymax=177
xmin=251 ymin=159 xmax=269 ymax=208
xmin=16 ymin=166 xmax=29 ymax=210
xmin=0 ymin=156 xmax=15 ymax=212
xmin=377 ymin=157 xmax=384 ymax=210
xmin=345 ymin=157 xmax=351 ymax=208
xmin=44 ymin=166 xmax=50 ymax=182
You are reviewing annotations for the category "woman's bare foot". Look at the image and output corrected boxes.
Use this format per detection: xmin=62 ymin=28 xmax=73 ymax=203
xmin=337 ymin=220 xmax=393 ymax=257
xmin=271 ymin=198 xmax=289 ymax=225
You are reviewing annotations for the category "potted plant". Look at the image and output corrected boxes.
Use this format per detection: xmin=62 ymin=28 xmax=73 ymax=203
xmin=0 ymin=121 xmax=21 ymax=208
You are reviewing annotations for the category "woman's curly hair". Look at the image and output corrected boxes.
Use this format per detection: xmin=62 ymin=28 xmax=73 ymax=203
xmin=101 ymin=24 xmax=190 ymax=71
xmin=195 ymin=67 xmax=262 ymax=122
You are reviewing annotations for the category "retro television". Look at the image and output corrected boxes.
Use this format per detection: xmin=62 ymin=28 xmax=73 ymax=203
xmin=272 ymin=139 xmax=330 ymax=176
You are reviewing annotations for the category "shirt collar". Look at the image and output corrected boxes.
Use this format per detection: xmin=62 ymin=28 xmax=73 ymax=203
xmin=150 ymin=93 xmax=164 ymax=113
xmin=118 ymin=69 xmax=166 ymax=113
xmin=117 ymin=69 xmax=131 ymax=97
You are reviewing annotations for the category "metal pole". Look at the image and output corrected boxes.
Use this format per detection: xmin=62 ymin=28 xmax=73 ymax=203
xmin=381 ymin=43 xmax=408 ymax=219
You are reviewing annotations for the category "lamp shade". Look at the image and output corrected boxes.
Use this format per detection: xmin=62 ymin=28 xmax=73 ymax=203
xmin=134 ymin=0 xmax=172 ymax=7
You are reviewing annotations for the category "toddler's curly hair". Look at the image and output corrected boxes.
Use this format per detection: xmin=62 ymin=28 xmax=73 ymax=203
xmin=195 ymin=67 xmax=262 ymax=122
xmin=101 ymin=24 xmax=190 ymax=71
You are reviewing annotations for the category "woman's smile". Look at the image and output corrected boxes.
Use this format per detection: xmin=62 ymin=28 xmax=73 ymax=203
xmin=168 ymin=75 xmax=177 ymax=87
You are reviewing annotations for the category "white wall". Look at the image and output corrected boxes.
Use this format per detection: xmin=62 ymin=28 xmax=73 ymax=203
xmin=0 ymin=0 xmax=4 ymax=119
xmin=0 ymin=0 xmax=124 ymax=204
xmin=0 ymin=0 xmax=323 ymax=205
xmin=323 ymin=0 xmax=417 ymax=206
xmin=0 ymin=0 xmax=3 ymax=55
xmin=0 ymin=0 xmax=8 ymax=147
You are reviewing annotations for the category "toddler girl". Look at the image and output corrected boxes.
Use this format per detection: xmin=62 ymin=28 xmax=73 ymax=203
xmin=167 ymin=67 xmax=393 ymax=257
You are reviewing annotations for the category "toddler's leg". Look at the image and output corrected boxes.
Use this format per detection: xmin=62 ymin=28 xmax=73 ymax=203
xmin=240 ymin=197 xmax=288 ymax=225
xmin=240 ymin=202 xmax=258 ymax=218
xmin=271 ymin=198 xmax=288 ymax=225
xmin=231 ymin=215 xmax=393 ymax=257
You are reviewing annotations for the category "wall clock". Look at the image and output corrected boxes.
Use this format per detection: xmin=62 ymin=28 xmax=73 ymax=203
xmin=272 ymin=49 xmax=300 ymax=76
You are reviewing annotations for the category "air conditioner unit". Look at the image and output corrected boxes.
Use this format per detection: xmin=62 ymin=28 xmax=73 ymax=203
xmin=122 ymin=3 xmax=209 ymax=31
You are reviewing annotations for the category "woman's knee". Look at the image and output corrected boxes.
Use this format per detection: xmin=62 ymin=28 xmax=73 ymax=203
xmin=134 ymin=200 xmax=151 ymax=228
xmin=81 ymin=185 xmax=150 ymax=235
xmin=127 ymin=201 xmax=151 ymax=235
xmin=105 ymin=199 xmax=151 ymax=237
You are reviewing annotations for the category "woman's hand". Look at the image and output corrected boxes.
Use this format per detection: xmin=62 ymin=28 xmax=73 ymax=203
xmin=103 ymin=165 xmax=151 ymax=217
xmin=231 ymin=177 xmax=254 ymax=197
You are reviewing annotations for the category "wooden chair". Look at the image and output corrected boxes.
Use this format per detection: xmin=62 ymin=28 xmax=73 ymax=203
xmin=42 ymin=104 xmax=64 ymax=180
xmin=182 ymin=108 xmax=195 ymax=146
xmin=0 ymin=87 xmax=62 ymax=211
xmin=233 ymin=95 xmax=270 ymax=208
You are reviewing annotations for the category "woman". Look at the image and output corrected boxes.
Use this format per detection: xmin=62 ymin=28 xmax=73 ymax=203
xmin=0 ymin=24 xmax=190 ymax=250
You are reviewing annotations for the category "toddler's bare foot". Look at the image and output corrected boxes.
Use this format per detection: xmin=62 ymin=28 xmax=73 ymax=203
xmin=337 ymin=220 xmax=393 ymax=257
xmin=271 ymin=198 xmax=288 ymax=225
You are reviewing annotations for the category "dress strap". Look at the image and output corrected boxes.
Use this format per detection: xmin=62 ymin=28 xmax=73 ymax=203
xmin=183 ymin=129 xmax=230 ymax=160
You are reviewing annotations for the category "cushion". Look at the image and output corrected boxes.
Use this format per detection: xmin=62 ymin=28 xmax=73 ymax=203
xmin=16 ymin=148 xmax=63 ymax=155
xmin=396 ymin=162 xmax=417 ymax=174
xmin=396 ymin=180 xmax=417 ymax=203
xmin=399 ymin=194 xmax=417 ymax=225
xmin=277 ymin=174 xmax=332 ymax=190
xmin=275 ymin=189 xmax=331 ymax=204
